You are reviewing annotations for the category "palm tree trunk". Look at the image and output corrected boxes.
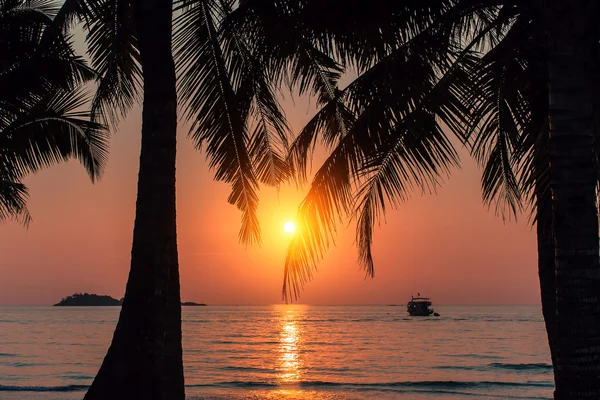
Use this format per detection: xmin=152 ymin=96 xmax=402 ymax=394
xmin=84 ymin=0 xmax=184 ymax=399
xmin=531 ymin=54 xmax=557 ymax=368
xmin=545 ymin=0 xmax=600 ymax=398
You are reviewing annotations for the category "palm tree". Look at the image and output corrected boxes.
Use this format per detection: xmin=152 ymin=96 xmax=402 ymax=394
xmin=461 ymin=0 xmax=559 ymax=368
xmin=544 ymin=1 xmax=600 ymax=397
xmin=50 ymin=0 xmax=331 ymax=397
xmin=0 ymin=0 xmax=108 ymax=225
xmin=82 ymin=0 xmax=184 ymax=397
xmin=460 ymin=3 xmax=600 ymax=396
xmin=253 ymin=0 xmax=600 ymax=397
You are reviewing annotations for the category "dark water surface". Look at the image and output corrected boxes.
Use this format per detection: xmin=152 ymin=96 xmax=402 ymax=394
xmin=0 ymin=305 xmax=553 ymax=399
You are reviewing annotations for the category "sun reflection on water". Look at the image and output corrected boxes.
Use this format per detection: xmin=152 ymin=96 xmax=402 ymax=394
xmin=277 ymin=305 xmax=305 ymax=383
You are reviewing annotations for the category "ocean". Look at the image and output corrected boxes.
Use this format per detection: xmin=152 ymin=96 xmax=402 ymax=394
xmin=0 ymin=305 xmax=553 ymax=399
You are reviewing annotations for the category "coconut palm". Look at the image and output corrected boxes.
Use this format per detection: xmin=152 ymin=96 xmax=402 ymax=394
xmin=258 ymin=0 xmax=600 ymax=397
xmin=460 ymin=3 xmax=600 ymax=396
xmin=48 ymin=0 xmax=336 ymax=397
xmin=0 ymin=0 xmax=108 ymax=225
xmin=81 ymin=0 xmax=185 ymax=397
xmin=460 ymin=0 xmax=559 ymax=368
xmin=544 ymin=1 xmax=600 ymax=397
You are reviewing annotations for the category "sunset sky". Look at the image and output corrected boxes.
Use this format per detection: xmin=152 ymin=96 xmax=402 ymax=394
xmin=0 ymin=83 xmax=540 ymax=306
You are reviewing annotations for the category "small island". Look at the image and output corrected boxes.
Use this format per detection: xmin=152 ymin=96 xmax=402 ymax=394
xmin=54 ymin=293 xmax=121 ymax=306
xmin=54 ymin=293 xmax=207 ymax=307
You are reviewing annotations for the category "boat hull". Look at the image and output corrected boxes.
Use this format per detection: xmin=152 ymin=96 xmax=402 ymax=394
xmin=407 ymin=310 xmax=433 ymax=316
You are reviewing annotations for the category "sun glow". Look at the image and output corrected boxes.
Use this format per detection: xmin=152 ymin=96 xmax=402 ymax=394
xmin=283 ymin=221 xmax=296 ymax=233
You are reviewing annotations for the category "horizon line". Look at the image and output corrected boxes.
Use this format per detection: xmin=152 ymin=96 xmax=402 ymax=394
xmin=0 ymin=303 xmax=542 ymax=307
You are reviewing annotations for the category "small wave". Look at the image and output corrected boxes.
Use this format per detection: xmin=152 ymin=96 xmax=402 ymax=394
xmin=432 ymin=365 xmax=476 ymax=371
xmin=0 ymin=353 xmax=18 ymax=358
xmin=0 ymin=385 xmax=88 ymax=392
xmin=297 ymin=319 xmax=342 ymax=323
xmin=356 ymin=381 xmax=552 ymax=389
xmin=434 ymin=363 xmax=552 ymax=372
xmin=62 ymin=374 xmax=94 ymax=380
xmin=220 ymin=366 xmax=273 ymax=373
xmin=490 ymin=362 xmax=552 ymax=371
xmin=445 ymin=353 xmax=501 ymax=359
xmin=189 ymin=381 xmax=277 ymax=389
xmin=380 ymin=381 xmax=552 ymax=389
xmin=349 ymin=318 xmax=377 ymax=322
xmin=188 ymin=380 xmax=553 ymax=390
xmin=7 ymin=362 xmax=43 ymax=367
xmin=295 ymin=318 xmax=380 ymax=323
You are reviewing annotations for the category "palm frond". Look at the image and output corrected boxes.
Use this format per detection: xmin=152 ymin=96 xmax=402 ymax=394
xmin=282 ymin=12 xmax=480 ymax=300
xmin=355 ymin=111 xmax=458 ymax=276
xmin=0 ymin=0 xmax=95 ymax=107
xmin=0 ymin=175 xmax=31 ymax=226
xmin=283 ymin=134 xmax=356 ymax=301
xmin=283 ymin=88 xmax=427 ymax=300
xmin=175 ymin=0 xmax=260 ymax=245
xmin=292 ymin=0 xmax=458 ymax=71
xmin=49 ymin=0 xmax=89 ymax=33
xmin=222 ymin=0 xmax=342 ymax=104
xmin=221 ymin=13 xmax=292 ymax=187
xmin=0 ymin=86 xmax=109 ymax=181
xmin=84 ymin=0 xmax=141 ymax=127
xmin=465 ymin=16 xmax=534 ymax=219
xmin=287 ymin=93 xmax=354 ymax=183
xmin=0 ymin=0 xmax=108 ymax=227
xmin=247 ymin=119 xmax=289 ymax=187
xmin=24 ymin=0 xmax=58 ymax=17
xmin=350 ymin=45 xmax=474 ymax=276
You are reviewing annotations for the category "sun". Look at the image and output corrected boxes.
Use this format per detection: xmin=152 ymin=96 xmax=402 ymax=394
xmin=283 ymin=221 xmax=296 ymax=233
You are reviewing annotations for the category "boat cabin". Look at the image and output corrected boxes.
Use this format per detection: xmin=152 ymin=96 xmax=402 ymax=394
xmin=407 ymin=296 xmax=433 ymax=316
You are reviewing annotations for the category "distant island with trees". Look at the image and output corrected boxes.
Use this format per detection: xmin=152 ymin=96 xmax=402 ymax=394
xmin=54 ymin=293 xmax=206 ymax=307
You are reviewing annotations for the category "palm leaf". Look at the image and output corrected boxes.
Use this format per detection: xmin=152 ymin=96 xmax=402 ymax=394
xmin=0 ymin=0 xmax=95 ymax=109
xmin=282 ymin=10 xmax=478 ymax=300
xmin=0 ymin=0 xmax=107 ymax=225
xmin=0 ymin=175 xmax=31 ymax=226
xmin=283 ymin=133 xmax=356 ymax=300
xmin=465 ymin=15 xmax=535 ymax=219
xmin=220 ymin=9 xmax=292 ymax=187
xmin=287 ymin=92 xmax=354 ymax=184
xmin=0 ymin=86 xmax=109 ymax=181
xmin=222 ymin=0 xmax=342 ymax=104
xmin=83 ymin=0 xmax=141 ymax=127
xmin=174 ymin=0 xmax=260 ymax=245
xmin=355 ymin=111 xmax=458 ymax=277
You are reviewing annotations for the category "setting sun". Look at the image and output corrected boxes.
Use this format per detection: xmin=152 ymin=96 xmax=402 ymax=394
xmin=283 ymin=221 xmax=296 ymax=233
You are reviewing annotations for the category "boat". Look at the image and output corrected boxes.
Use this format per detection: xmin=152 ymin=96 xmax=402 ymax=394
xmin=407 ymin=294 xmax=434 ymax=316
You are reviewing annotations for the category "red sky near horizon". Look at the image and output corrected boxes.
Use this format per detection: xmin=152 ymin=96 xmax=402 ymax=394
xmin=0 ymin=86 xmax=539 ymax=306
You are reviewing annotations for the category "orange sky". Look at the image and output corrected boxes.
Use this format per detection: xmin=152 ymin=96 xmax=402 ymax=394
xmin=0 ymin=87 xmax=540 ymax=306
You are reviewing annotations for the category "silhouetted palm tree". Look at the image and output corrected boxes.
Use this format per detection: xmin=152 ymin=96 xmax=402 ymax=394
xmin=544 ymin=1 xmax=600 ymax=398
xmin=460 ymin=0 xmax=559 ymax=369
xmin=52 ymin=0 xmax=332 ymax=397
xmin=81 ymin=0 xmax=185 ymax=397
xmin=459 ymin=3 xmax=600 ymax=396
xmin=260 ymin=1 xmax=600 ymax=397
xmin=0 ymin=0 xmax=108 ymax=225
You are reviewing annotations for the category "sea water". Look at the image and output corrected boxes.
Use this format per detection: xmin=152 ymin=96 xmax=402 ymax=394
xmin=0 ymin=305 xmax=553 ymax=399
